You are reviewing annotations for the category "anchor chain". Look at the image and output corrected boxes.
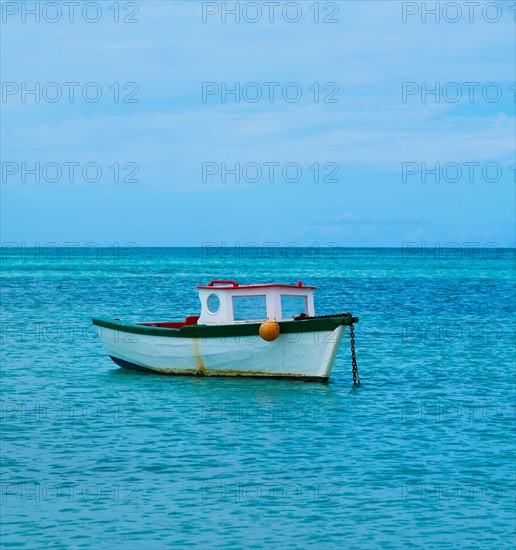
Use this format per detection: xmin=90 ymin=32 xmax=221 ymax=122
xmin=340 ymin=312 xmax=360 ymax=386
xmin=349 ymin=321 xmax=360 ymax=386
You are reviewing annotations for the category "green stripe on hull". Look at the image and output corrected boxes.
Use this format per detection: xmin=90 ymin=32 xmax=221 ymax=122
xmin=92 ymin=315 xmax=358 ymax=339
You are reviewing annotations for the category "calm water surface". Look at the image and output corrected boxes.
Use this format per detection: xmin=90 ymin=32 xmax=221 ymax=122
xmin=1 ymin=247 xmax=515 ymax=548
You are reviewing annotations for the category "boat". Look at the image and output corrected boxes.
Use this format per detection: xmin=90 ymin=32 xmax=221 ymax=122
xmin=92 ymin=280 xmax=360 ymax=382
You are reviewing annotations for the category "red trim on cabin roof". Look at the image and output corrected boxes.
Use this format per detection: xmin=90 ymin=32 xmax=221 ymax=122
xmin=197 ymin=281 xmax=316 ymax=290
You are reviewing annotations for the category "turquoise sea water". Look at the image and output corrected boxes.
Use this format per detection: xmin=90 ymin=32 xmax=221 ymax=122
xmin=1 ymin=246 xmax=515 ymax=548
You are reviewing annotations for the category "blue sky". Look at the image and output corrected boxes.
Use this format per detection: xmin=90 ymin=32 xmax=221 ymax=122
xmin=1 ymin=0 xmax=514 ymax=246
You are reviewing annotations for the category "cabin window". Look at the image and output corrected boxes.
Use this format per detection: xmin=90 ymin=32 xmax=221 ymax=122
xmin=232 ymin=295 xmax=267 ymax=321
xmin=207 ymin=293 xmax=221 ymax=314
xmin=281 ymin=295 xmax=308 ymax=319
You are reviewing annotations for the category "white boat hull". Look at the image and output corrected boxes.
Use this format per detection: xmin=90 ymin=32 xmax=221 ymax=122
xmin=96 ymin=326 xmax=346 ymax=380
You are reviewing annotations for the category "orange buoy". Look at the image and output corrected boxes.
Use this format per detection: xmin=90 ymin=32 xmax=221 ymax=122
xmin=259 ymin=321 xmax=280 ymax=342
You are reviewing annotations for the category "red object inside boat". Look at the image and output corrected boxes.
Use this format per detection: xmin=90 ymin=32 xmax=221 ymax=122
xmin=139 ymin=315 xmax=199 ymax=329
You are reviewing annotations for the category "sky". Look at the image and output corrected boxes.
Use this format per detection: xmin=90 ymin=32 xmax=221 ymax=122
xmin=1 ymin=0 xmax=515 ymax=247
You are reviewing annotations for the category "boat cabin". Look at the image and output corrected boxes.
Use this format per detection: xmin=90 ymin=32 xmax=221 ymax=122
xmin=197 ymin=280 xmax=315 ymax=325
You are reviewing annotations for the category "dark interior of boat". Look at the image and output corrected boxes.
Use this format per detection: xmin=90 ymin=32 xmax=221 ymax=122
xmin=138 ymin=316 xmax=199 ymax=329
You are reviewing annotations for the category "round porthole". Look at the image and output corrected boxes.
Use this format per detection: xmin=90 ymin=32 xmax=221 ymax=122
xmin=207 ymin=293 xmax=220 ymax=314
